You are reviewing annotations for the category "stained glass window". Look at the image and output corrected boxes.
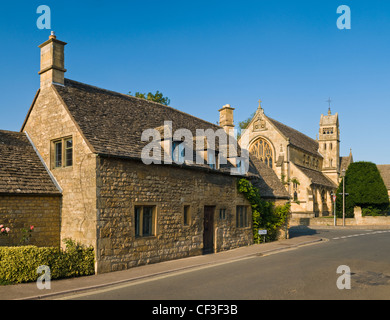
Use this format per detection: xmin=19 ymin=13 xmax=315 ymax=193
xmin=250 ymin=138 xmax=274 ymax=168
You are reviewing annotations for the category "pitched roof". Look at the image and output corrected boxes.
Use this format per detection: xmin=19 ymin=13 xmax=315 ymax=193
xmin=51 ymin=79 xmax=289 ymax=199
xmin=53 ymin=79 xmax=222 ymax=159
xmin=0 ymin=130 xmax=60 ymax=195
xmin=294 ymin=164 xmax=337 ymax=188
xmin=249 ymin=155 xmax=290 ymax=199
xmin=53 ymin=79 xmax=253 ymax=173
xmin=340 ymin=151 xmax=353 ymax=173
xmin=267 ymin=117 xmax=321 ymax=157
xmin=377 ymin=165 xmax=390 ymax=190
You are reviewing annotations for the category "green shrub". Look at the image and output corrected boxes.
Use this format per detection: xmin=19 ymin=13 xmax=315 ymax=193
xmin=336 ymin=162 xmax=389 ymax=217
xmin=0 ymin=239 xmax=94 ymax=284
xmin=237 ymin=178 xmax=290 ymax=242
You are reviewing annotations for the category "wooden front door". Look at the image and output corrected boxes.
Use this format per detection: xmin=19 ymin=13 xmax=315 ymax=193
xmin=203 ymin=206 xmax=215 ymax=254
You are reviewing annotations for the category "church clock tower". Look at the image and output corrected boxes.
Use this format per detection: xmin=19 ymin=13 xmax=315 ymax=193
xmin=319 ymin=106 xmax=340 ymax=184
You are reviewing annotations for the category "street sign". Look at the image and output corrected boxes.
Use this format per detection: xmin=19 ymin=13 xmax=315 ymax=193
xmin=258 ymin=229 xmax=267 ymax=235
xmin=333 ymin=195 xmax=336 ymax=202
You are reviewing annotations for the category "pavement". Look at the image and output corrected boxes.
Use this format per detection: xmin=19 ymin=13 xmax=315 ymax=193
xmin=0 ymin=234 xmax=324 ymax=300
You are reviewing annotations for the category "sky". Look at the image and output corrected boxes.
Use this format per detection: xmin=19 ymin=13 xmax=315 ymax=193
xmin=0 ymin=0 xmax=389 ymax=164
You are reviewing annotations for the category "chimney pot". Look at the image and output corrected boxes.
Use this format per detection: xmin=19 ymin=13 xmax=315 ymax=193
xmin=218 ymin=104 xmax=235 ymax=133
xmin=38 ymin=34 xmax=67 ymax=88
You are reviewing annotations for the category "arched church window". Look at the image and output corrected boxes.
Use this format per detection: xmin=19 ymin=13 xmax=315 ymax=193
xmin=250 ymin=138 xmax=274 ymax=169
xmin=330 ymin=143 xmax=333 ymax=150
xmin=324 ymin=143 xmax=326 ymax=150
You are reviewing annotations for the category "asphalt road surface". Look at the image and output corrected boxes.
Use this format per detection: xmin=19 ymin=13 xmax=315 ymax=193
xmin=56 ymin=227 xmax=390 ymax=300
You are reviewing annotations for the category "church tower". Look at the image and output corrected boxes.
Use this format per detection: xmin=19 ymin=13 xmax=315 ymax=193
xmin=319 ymin=106 xmax=340 ymax=184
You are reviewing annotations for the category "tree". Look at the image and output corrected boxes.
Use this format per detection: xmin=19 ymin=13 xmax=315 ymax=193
xmin=237 ymin=112 xmax=255 ymax=138
xmin=128 ymin=90 xmax=170 ymax=106
xmin=335 ymin=161 xmax=389 ymax=217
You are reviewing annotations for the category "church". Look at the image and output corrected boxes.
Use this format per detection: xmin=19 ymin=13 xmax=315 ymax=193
xmin=236 ymin=101 xmax=353 ymax=217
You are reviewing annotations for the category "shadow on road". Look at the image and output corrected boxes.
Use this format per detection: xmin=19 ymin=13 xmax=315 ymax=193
xmin=289 ymin=226 xmax=319 ymax=238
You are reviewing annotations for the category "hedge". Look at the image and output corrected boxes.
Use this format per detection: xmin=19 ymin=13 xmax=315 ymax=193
xmin=336 ymin=161 xmax=390 ymax=217
xmin=0 ymin=239 xmax=95 ymax=284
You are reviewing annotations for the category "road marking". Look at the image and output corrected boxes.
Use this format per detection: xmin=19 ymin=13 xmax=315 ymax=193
xmin=55 ymin=255 xmax=259 ymax=300
xmin=332 ymin=230 xmax=390 ymax=240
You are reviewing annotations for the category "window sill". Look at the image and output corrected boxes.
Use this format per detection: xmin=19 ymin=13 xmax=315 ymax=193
xmin=52 ymin=166 xmax=73 ymax=170
xmin=134 ymin=235 xmax=157 ymax=239
xmin=236 ymin=226 xmax=251 ymax=230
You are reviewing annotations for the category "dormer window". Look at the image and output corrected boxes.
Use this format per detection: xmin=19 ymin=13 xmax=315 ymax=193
xmin=206 ymin=149 xmax=220 ymax=170
xmin=52 ymin=137 xmax=73 ymax=168
xmin=208 ymin=150 xmax=216 ymax=169
xmin=236 ymin=159 xmax=246 ymax=175
xmin=172 ymin=141 xmax=185 ymax=164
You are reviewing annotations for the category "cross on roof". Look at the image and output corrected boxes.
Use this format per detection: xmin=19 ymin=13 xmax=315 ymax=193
xmin=326 ymin=97 xmax=332 ymax=115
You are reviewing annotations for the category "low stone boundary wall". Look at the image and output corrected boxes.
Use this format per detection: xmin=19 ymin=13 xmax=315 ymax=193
xmin=291 ymin=207 xmax=390 ymax=227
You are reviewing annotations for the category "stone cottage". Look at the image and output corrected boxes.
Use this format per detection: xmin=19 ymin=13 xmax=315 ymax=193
xmin=4 ymin=34 xmax=287 ymax=273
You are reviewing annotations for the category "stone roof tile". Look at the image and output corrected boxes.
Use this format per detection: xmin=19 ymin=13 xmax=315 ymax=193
xmin=0 ymin=130 xmax=60 ymax=195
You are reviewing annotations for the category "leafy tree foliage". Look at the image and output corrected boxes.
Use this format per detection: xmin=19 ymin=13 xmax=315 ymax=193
xmin=336 ymin=161 xmax=389 ymax=217
xmin=237 ymin=178 xmax=290 ymax=242
xmin=128 ymin=90 xmax=171 ymax=106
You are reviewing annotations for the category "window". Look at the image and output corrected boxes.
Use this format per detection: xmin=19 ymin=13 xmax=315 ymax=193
xmin=135 ymin=206 xmax=156 ymax=237
xmin=53 ymin=137 xmax=73 ymax=168
xmin=172 ymin=141 xmax=185 ymax=164
xmin=219 ymin=208 xmax=226 ymax=220
xmin=208 ymin=151 xmax=216 ymax=169
xmin=65 ymin=138 xmax=73 ymax=167
xmin=54 ymin=141 xmax=62 ymax=168
xmin=323 ymin=127 xmax=334 ymax=135
xmin=236 ymin=206 xmax=249 ymax=228
xmin=183 ymin=205 xmax=190 ymax=226
xmin=236 ymin=159 xmax=246 ymax=175
xmin=293 ymin=179 xmax=299 ymax=201
xmin=249 ymin=138 xmax=273 ymax=168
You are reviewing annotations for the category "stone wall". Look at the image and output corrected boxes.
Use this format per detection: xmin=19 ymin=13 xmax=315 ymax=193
xmin=96 ymin=157 xmax=253 ymax=274
xmin=0 ymin=195 xmax=61 ymax=247
xmin=23 ymin=86 xmax=97 ymax=248
xmin=291 ymin=207 xmax=390 ymax=227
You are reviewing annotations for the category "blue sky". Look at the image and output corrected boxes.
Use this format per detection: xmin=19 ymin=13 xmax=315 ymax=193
xmin=0 ymin=0 xmax=389 ymax=164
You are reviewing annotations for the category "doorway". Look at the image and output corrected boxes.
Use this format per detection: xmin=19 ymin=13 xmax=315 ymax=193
xmin=203 ymin=206 xmax=215 ymax=254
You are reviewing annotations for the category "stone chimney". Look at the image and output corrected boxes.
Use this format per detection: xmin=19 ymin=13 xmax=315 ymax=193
xmin=38 ymin=31 xmax=67 ymax=89
xmin=218 ymin=104 xmax=235 ymax=133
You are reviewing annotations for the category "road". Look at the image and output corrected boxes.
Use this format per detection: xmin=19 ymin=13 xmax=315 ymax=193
xmin=54 ymin=227 xmax=390 ymax=300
